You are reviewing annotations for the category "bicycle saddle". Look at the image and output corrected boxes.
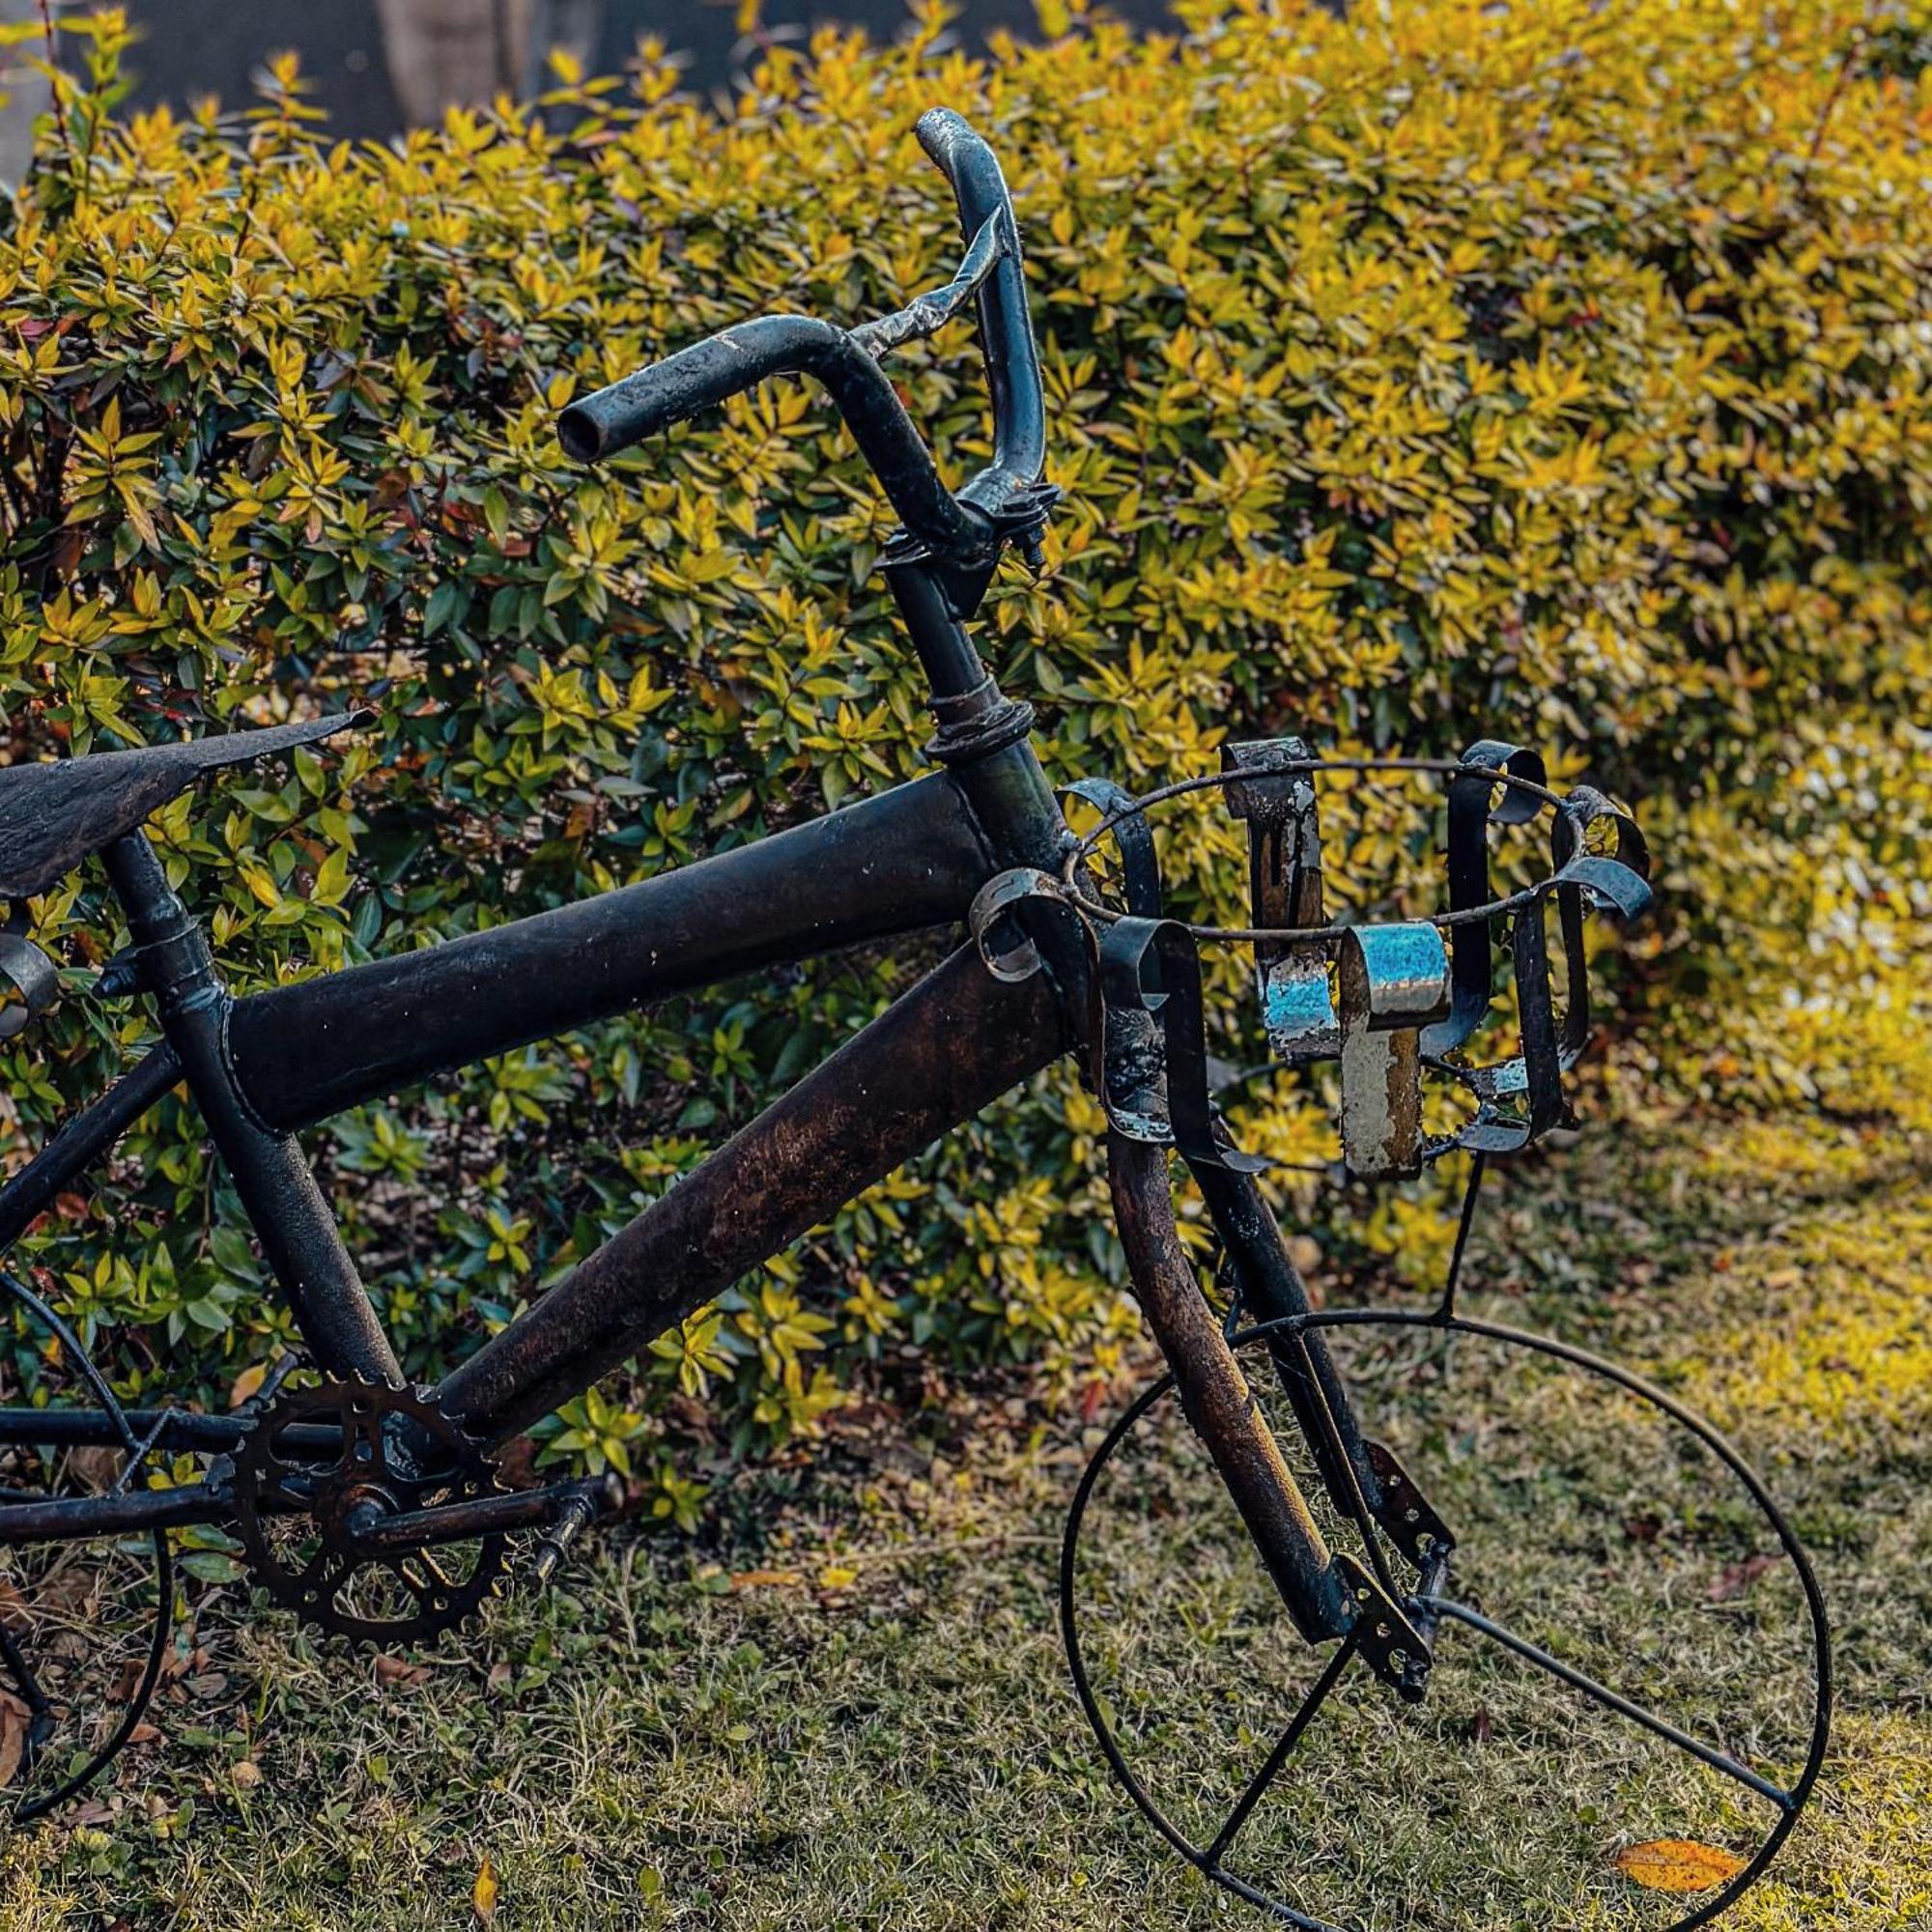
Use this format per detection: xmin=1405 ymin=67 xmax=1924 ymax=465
xmin=0 ymin=712 xmax=365 ymax=902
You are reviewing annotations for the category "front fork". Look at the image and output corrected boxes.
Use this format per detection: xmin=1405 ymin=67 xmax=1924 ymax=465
xmin=1108 ymin=1132 xmax=1443 ymax=1700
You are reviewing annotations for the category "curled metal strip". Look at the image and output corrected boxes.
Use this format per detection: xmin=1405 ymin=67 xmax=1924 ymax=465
xmin=0 ymin=928 xmax=59 ymax=1041
xmin=1423 ymin=739 xmax=1548 ymax=1057
xmin=1510 ymin=895 xmax=1570 ymax=1139
xmin=966 ymin=867 xmax=1072 ymax=983
xmin=1062 ymin=778 xmax=1161 ymax=919
xmin=1430 ymin=791 xmax=1652 ymax=1158
xmin=1550 ymin=787 xmax=1652 ymax=1067
xmin=1221 ymin=739 xmax=1338 ymax=1063
xmin=1098 ymin=918 xmax=1266 ymax=1173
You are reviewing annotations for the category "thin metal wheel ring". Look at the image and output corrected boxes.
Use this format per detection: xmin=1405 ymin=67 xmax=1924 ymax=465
xmin=0 ymin=1270 xmax=175 ymax=1822
xmin=1060 ymin=1308 xmax=1833 ymax=1932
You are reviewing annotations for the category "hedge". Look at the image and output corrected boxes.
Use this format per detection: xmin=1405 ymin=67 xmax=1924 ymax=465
xmin=0 ymin=0 xmax=1926 ymax=1509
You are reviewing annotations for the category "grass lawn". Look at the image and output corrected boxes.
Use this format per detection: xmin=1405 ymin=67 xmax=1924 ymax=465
xmin=0 ymin=1096 xmax=1925 ymax=1930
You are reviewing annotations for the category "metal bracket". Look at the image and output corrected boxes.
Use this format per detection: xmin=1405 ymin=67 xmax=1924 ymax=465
xmin=1363 ymin=1437 xmax=1457 ymax=1566
xmin=1222 ymin=738 xmax=1338 ymax=1061
xmin=1336 ymin=923 xmax=1450 ymax=1180
xmin=1336 ymin=1550 xmax=1432 ymax=1702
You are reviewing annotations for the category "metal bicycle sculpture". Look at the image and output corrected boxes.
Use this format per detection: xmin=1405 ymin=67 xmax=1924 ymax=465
xmin=0 ymin=111 xmax=1826 ymax=1926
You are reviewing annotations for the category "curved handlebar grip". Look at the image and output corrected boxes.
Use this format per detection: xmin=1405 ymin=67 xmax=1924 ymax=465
xmin=914 ymin=108 xmax=1048 ymax=507
xmin=556 ymin=330 xmax=786 ymax=462
xmin=558 ymin=314 xmax=991 ymax=555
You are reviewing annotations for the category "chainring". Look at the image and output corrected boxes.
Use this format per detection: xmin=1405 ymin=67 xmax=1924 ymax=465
xmin=231 ymin=1378 xmax=507 ymax=1645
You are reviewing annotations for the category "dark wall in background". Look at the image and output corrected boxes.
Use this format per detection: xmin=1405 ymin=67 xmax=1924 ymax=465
xmin=117 ymin=2 xmax=1175 ymax=141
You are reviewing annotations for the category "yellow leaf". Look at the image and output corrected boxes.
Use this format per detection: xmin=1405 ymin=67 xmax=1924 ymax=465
xmin=817 ymin=1563 xmax=857 ymax=1590
xmin=1613 ymin=1840 xmax=1749 ymax=1894
xmin=472 ymin=1854 xmax=498 ymax=1922
xmin=228 ymin=1362 xmax=268 ymax=1408
xmin=729 ymin=1568 xmax=802 ymax=1589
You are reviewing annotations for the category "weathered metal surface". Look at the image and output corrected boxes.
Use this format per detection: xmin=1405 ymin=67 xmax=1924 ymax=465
xmin=225 ymin=770 xmax=994 ymax=1133
xmin=232 ymin=1379 xmax=506 ymax=1643
xmin=1191 ymin=1161 xmax=1455 ymax=1570
xmin=1222 ymin=738 xmax=1338 ymax=1062
xmin=1336 ymin=922 xmax=1451 ymax=1179
xmin=850 ymin=213 xmax=1005 ymax=358
xmin=1424 ymin=738 xmax=1548 ymax=1056
xmin=440 ymin=943 xmax=1069 ymax=1444
xmin=560 ymin=313 xmax=996 ymax=555
xmin=1099 ymin=918 xmax=1268 ymax=1172
xmin=0 ymin=712 xmax=362 ymax=903
xmin=100 ymin=834 xmax=404 ymax=1386
xmin=1105 ymin=1131 xmax=1350 ymax=1644
xmin=0 ymin=925 xmax=58 ymax=1040
xmin=1439 ymin=782 xmax=1653 ymax=1153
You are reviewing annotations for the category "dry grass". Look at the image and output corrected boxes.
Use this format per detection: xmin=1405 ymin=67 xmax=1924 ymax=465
xmin=0 ymin=1101 xmax=1924 ymax=1930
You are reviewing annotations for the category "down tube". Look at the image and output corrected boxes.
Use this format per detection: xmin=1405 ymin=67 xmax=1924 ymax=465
xmin=438 ymin=945 xmax=1069 ymax=1444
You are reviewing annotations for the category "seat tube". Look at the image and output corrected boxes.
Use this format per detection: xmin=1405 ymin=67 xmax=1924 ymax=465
xmin=100 ymin=833 xmax=402 ymax=1386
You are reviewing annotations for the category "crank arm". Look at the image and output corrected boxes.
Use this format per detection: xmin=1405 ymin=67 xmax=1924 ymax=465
xmin=350 ymin=1472 xmax=622 ymax=1552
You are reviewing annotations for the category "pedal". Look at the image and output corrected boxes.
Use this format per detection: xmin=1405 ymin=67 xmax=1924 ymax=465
xmin=528 ymin=1472 xmax=622 ymax=1585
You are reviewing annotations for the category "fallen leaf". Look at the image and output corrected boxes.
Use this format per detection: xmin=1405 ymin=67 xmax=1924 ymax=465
xmin=373 ymin=1655 xmax=431 ymax=1690
xmin=228 ymin=1362 xmax=269 ymax=1407
xmin=230 ymin=1759 xmax=263 ymax=1792
xmin=729 ymin=1569 xmax=802 ymax=1590
xmin=0 ymin=1699 xmax=25 ymax=1787
xmin=1614 ymin=1840 xmax=1749 ymax=1893
xmin=472 ymin=1853 xmax=498 ymax=1921
xmin=1708 ymin=1554 xmax=1777 ymax=1603
xmin=817 ymin=1564 xmax=858 ymax=1590
xmin=70 ymin=1446 xmax=120 ymax=1493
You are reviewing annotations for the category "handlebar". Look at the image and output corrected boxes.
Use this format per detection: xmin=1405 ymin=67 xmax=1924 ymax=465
xmin=556 ymin=109 xmax=1049 ymax=559
xmin=912 ymin=108 xmax=1047 ymax=519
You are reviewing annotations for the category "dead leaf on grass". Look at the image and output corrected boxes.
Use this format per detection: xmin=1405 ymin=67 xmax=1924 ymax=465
xmin=0 ymin=1697 xmax=27 ymax=1787
xmin=472 ymin=1853 xmax=498 ymax=1921
xmin=1614 ymin=1839 xmax=1748 ymax=1893
xmin=1708 ymin=1553 xmax=1777 ymax=1603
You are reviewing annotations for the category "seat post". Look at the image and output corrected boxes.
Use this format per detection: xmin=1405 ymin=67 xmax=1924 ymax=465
xmin=100 ymin=832 xmax=403 ymax=1388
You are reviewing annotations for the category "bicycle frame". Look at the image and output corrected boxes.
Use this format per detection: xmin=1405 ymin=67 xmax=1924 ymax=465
xmin=0 ymin=105 xmax=1394 ymax=1699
